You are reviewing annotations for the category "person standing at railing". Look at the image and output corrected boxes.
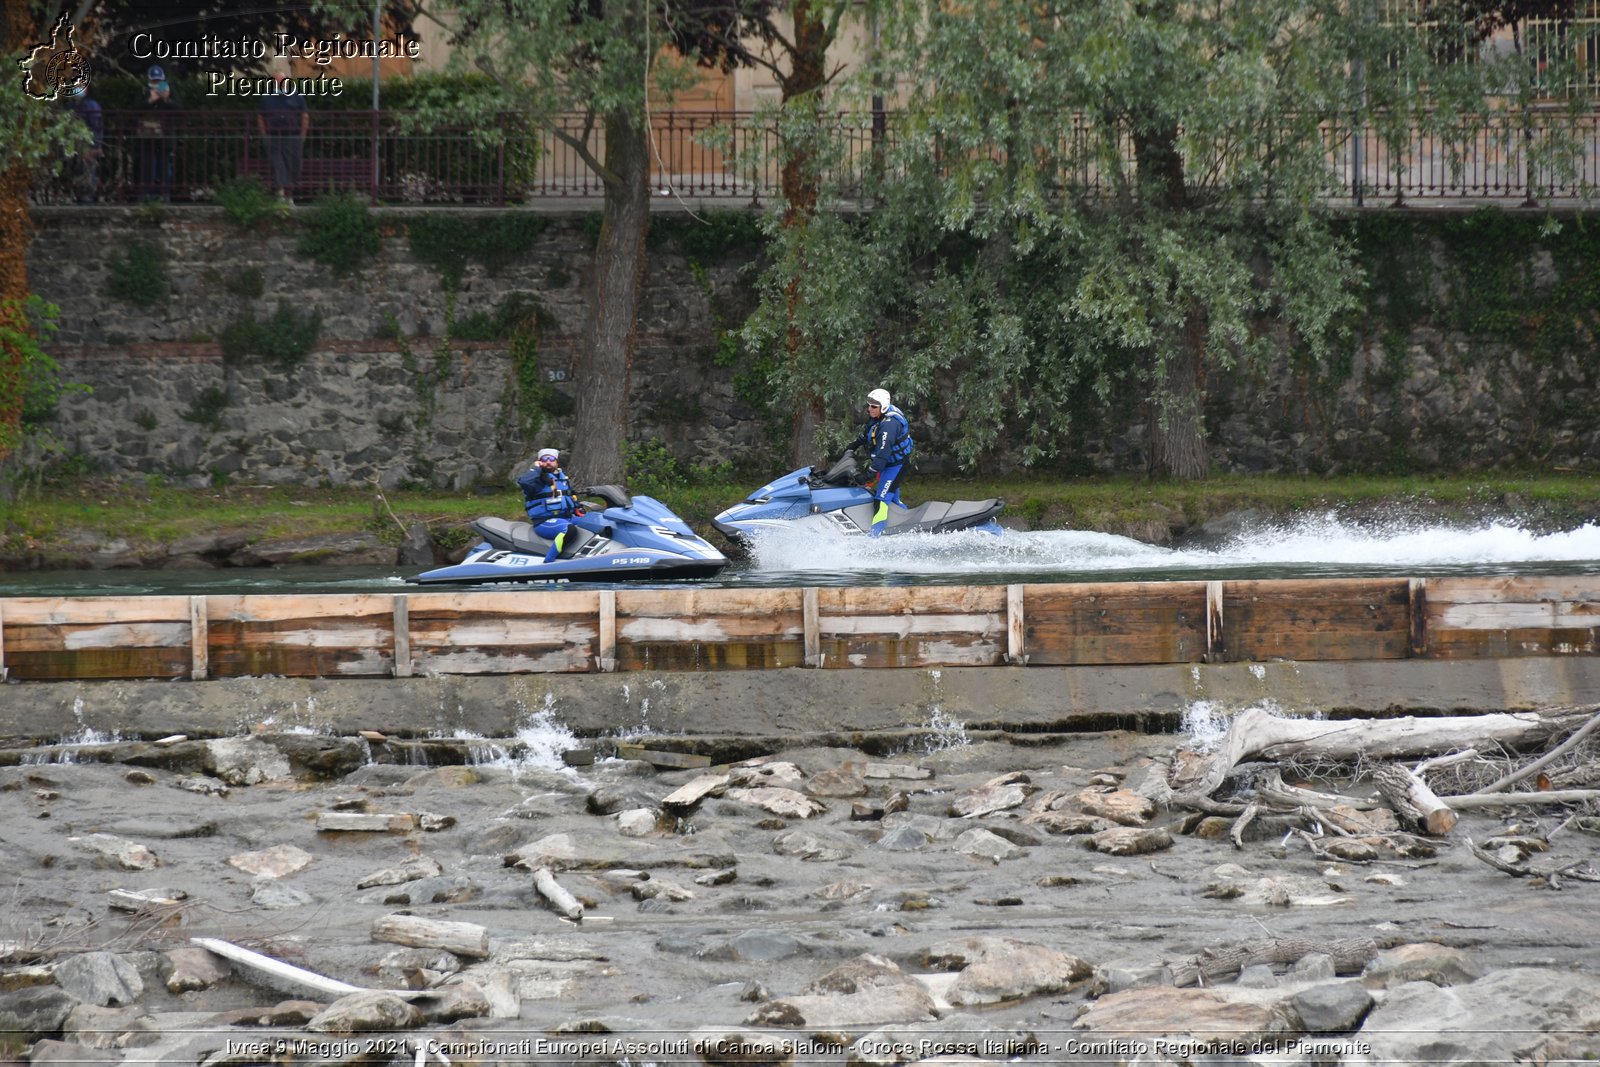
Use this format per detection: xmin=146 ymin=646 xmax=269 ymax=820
xmin=257 ymin=58 xmax=309 ymax=202
xmin=135 ymin=65 xmax=177 ymax=201
xmin=64 ymin=84 xmax=102 ymax=203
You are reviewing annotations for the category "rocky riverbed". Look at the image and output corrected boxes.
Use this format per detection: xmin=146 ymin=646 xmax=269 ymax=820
xmin=2 ymin=723 xmax=1598 ymax=1067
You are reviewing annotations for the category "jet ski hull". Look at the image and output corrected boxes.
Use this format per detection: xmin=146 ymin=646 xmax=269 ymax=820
xmin=409 ymin=490 xmax=728 ymax=586
xmin=712 ymin=458 xmax=1004 ymax=544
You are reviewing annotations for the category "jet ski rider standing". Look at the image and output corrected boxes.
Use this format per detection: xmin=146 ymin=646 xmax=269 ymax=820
xmin=838 ymin=388 xmax=914 ymax=538
xmin=517 ymin=448 xmax=581 ymax=562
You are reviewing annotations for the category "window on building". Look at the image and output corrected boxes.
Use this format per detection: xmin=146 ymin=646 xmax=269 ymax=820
xmin=1525 ymin=1 xmax=1600 ymax=94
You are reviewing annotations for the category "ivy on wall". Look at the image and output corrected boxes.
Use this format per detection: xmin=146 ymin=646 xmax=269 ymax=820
xmin=407 ymin=214 xmax=550 ymax=288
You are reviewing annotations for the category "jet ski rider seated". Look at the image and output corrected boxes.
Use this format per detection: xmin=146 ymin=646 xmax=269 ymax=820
xmin=516 ymin=447 xmax=581 ymax=562
xmin=837 ymin=387 xmax=914 ymax=538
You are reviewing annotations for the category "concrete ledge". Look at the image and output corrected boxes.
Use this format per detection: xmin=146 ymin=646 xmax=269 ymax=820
xmin=2 ymin=657 xmax=1595 ymax=744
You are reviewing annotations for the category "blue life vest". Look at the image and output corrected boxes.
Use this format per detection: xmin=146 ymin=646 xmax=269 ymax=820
xmin=517 ymin=467 xmax=576 ymax=522
xmin=871 ymin=405 xmax=914 ymax=467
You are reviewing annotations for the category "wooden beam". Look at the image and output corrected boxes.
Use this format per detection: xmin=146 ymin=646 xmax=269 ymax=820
xmin=392 ymin=594 xmax=411 ymax=678
xmin=189 ymin=596 xmax=208 ymax=680
xmin=1409 ymin=578 xmax=1428 ymax=657
xmin=803 ymin=587 xmax=821 ymax=668
xmin=1006 ymin=584 xmax=1025 ymax=665
xmin=1205 ymin=580 xmax=1224 ymax=662
xmin=598 ymin=590 xmax=616 ymax=672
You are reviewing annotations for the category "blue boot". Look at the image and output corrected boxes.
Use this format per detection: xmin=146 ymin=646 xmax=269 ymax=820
xmin=543 ymin=532 xmax=564 ymax=563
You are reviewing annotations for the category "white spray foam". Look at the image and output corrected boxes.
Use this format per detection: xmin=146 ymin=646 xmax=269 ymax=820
xmin=745 ymin=514 xmax=1600 ymax=576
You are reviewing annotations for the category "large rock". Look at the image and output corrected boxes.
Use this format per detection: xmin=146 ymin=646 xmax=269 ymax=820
xmin=727 ymin=786 xmax=827 ymax=819
xmin=1361 ymin=942 xmax=1483 ymax=988
xmin=203 ymin=738 xmax=292 ymax=785
xmin=67 ymin=833 xmax=158 ymax=871
xmin=164 ymin=946 xmax=232 ymax=993
xmin=307 ymin=990 xmax=425 ymax=1033
xmin=924 ymin=937 xmax=1092 ymax=1006
xmin=1291 ymin=980 xmax=1374 ymax=1033
xmin=227 ymin=843 xmax=313 ymax=879
xmin=748 ymin=955 xmax=940 ymax=1029
xmin=1073 ymin=986 xmax=1296 ymax=1044
xmin=0 ymin=985 xmax=76 ymax=1040
xmin=1351 ymin=969 xmax=1600 ymax=1065
xmin=952 ymin=828 xmax=1023 ymax=862
xmin=52 ymin=951 xmax=144 ymax=1007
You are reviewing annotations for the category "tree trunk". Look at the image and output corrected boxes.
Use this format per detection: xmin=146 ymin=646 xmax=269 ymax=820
xmin=569 ymin=110 xmax=651 ymax=487
xmin=1131 ymin=82 xmax=1208 ymax=481
xmin=781 ymin=0 xmax=830 ymax=469
xmin=1145 ymin=308 xmax=1208 ymax=480
xmin=0 ymin=0 xmax=37 ymax=465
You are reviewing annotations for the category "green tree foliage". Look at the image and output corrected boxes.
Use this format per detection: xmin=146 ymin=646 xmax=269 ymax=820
xmin=746 ymin=0 xmax=1593 ymax=478
xmin=421 ymin=0 xmax=773 ymax=485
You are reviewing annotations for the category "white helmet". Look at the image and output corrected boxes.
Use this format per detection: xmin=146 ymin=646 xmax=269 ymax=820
xmin=867 ymin=388 xmax=891 ymax=409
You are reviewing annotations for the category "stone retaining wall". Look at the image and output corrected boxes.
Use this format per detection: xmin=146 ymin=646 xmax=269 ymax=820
xmin=23 ymin=206 xmax=1600 ymax=488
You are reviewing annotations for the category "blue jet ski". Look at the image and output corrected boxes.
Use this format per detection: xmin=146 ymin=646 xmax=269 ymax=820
xmin=411 ymin=485 xmax=728 ymax=585
xmin=712 ymin=456 xmax=1004 ymax=544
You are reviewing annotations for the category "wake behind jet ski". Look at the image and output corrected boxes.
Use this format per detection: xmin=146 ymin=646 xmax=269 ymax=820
xmin=712 ymin=456 xmax=1004 ymax=544
xmin=410 ymin=485 xmax=727 ymax=585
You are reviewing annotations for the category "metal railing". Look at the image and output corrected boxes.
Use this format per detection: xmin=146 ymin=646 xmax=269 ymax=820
xmin=30 ymin=107 xmax=1600 ymax=207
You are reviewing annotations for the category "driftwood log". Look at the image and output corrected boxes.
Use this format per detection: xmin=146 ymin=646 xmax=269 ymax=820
xmin=1373 ymin=763 xmax=1458 ymax=835
xmin=1169 ymin=936 xmax=1378 ymax=987
xmin=370 ymin=914 xmax=491 ymax=959
xmin=1171 ymin=705 xmax=1596 ymax=800
xmin=532 ymin=866 xmax=584 ymax=921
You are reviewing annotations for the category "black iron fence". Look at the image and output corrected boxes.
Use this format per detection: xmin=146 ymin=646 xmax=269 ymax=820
xmin=32 ymin=107 xmax=1600 ymax=207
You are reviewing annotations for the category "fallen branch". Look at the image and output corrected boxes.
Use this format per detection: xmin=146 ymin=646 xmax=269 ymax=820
xmin=1412 ymin=748 xmax=1480 ymax=777
xmin=1471 ymin=707 xmax=1600 ymax=796
xmin=1465 ymin=837 xmax=1600 ymax=888
xmin=1256 ymin=770 xmax=1380 ymax=813
xmin=1446 ymin=789 xmax=1600 ymax=809
xmin=1228 ymin=800 xmax=1258 ymax=850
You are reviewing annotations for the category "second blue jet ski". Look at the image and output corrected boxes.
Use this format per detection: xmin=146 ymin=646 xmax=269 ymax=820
xmin=712 ymin=456 xmax=1004 ymax=544
xmin=411 ymin=485 xmax=727 ymax=585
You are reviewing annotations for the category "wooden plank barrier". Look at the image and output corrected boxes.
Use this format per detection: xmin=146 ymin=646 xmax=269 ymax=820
xmin=614 ymin=588 xmax=805 ymax=670
xmin=1222 ymin=578 xmax=1412 ymax=662
xmin=407 ymin=590 xmax=599 ymax=674
xmin=0 ymin=576 xmax=1594 ymax=681
xmin=816 ymin=585 xmax=1006 ymax=668
xmin=0 ymin=596 xmax=191 ymax=680
xmin=1424 ymin=576 xmax=1600 ymax=658
xmin=1022 ymin=582 xmax=1208 ymax=665
xmin=206 ymin=595 xmax=397 ymax=678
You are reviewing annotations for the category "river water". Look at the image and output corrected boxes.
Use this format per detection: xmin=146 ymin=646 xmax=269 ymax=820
xmin=2 ymin=512 xmax=1598 ymax=596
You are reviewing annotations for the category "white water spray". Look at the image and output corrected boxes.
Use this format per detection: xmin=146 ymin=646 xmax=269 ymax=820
xmin=746 ymin=514 xmax=1600 ymax=578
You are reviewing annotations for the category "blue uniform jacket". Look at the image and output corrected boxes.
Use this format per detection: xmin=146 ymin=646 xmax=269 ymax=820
xmin=847 ymin=405 xmax=914 ymax=473
xmin=517 ymin=467 xmax=577 ymax=522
